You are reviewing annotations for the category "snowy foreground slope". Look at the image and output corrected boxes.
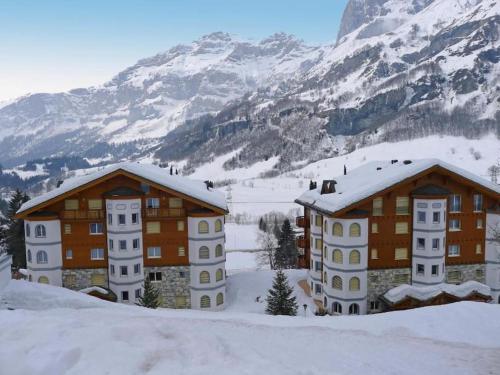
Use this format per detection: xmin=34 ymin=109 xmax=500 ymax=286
xmin=1 ymin=278 xmax=500 ymax=375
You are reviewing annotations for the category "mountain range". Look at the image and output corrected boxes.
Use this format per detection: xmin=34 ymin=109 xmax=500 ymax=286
xmin=0 ymin=0 xmax=498 ymax=177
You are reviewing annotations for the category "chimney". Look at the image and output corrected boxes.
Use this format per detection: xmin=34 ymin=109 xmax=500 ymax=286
xmin=391 ymin=159 xmax=398 ymax=164
xmin=56 ymin=180 xmax=63 ymax=188
xmin=170 ymin=166 xmax=173 ymax=175
xmin=320 ymin=180 xmax=337 ymax=195
xmin=204 ymin=180 xmax=214 ymax=190
xmin=344 ymin=165 xmax=347 ymax=175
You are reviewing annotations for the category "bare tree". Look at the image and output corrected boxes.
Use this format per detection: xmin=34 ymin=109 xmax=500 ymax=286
xmin=256 ymin=230 xmax=278 ymax=270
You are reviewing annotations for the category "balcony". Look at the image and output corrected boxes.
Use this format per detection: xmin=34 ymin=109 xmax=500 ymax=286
xmin=61 ymin=210 xmax=105 ymax=220
xmin=142 ymin=208 xmax=185 ymax=218
xmin=296 ymin=216 xmax=308 ymax=228
xmin=296 ymin=235 xmax=308 ymax=249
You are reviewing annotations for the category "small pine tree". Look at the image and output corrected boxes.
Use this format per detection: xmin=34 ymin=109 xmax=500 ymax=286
xmin=274 ymin=219 xmax=298 ymax=269
xmin=266 ymin=269 xmax=298 ymax=316
xmin=136 ymin=277 xmax=161 ymax=309
xmin=5 ymin=189 xmax=30 ymax=268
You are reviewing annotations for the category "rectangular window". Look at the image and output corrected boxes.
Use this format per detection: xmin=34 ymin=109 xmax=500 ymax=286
xmin=147 ymin=247 xmax=161 ymax=258
xmin=315 ymin=215 xmax=322 ymax=227
xmin=371 ymin=248 xmax=378 ymax=259
xmin=370 ymin=300 xmax=380 ymax=310
xmin=448 ymin=244 xmax=460 ymax=257
xmin=417 ymin=211 xmax=426 ymax=223
xmin=65 ymin=199 xmax=79 ymax=210
xmin=107 ymin=213 xmax=113 ymax=225
xmin=109 ymin=239 xmax=114 ymax=251
xmin=416 ymin=238 xmax=425 ymax=250
xmin=149 ymin=272 xmax=162 ymax=282
xmin=477 ymin=218 xmax=483 ymax=229
xmin=178 ymin=246 xmax=186 ymax=256
xmin=146 ymin=198 xmax=160 ymax=209
xmin=179 ymin=271 xmax=186 ymax=278
xmin=131 ymin=213 xmax=139 ymax=224
xmin=432 ymin=211 xmax=440 ymax=224
xmin=447 ymin=270 xmax=462 ymax=283
xmin=314 ymin=283 xmax=322 ymax=295
xmin=89 ymin=223 xmax=103 ymax=234
xmin=449 ymin=194 xmax=461 ymax=212
xmin=175 ymin=296 xmax=187 ymax=308
xmin=120 ymin=265 xmax=128 ymax=276
xmin=473 ymin=194 xmax=483 ymax=212
xmin=90 ymin=248 xmax=104 ymax=260
xmin=119 ymin=240 xmax=127 ymax=251
xmin=432 ymin=238 xmax=440 ymax=251
xmin=449 ymin=219 xmax=461 ymax=231
xmin=177 ymin=220 xmax=185 ymax=231
xmin=146 ymin=221 xmax=160 ymax=234
xmin=315 ymin=238 xmax=322 ymax=250
xmin=121 ymin=291 xmax=129 ymax=301
xmin=133 ymin=238 xmax=140 ymax=250
xmin=395 ymin=222 xmax=408 ymax=234
xmin=88 ymin=199 xmax=102 ymax=210
xmin=394 ymin=273 xmax=409 ymax=284
xmin=118 ymin=214 xmax=126 ymax=225
xmin=65 ymin=249 xmax=73 ymax=259
xmin=371 ymin=223 xmax=378 ymax=233
xmin=475 ymin=243 xmax=482 ymax=254
xmin=110 ymin=264 xmax=115 ymax=275
xmin=134 ymin=263 xmax=141 ymax=274
xmin=416 ymin=264 xmax=425 ymax=275
xmin=314 ymin=261 xmax=321 ymax=271
xmin=135 ymin=289 xmax=141 ymax=299
xmin=395 ymin=247 xmax=408 ymax=260
xmin=169 ymin=197 xmax=183 ymax=208
xmin=432 ymin=265 xmax=439 ymax=276
xmin=372 ymin=197 xmax=383 ymax=216
xmin=140 ymin=183 xmax=150 ymax=194
xmin=64 ymin=224 xmax=72 ymax=234
xmin=396 ymin=196 xmax=409 ymax=215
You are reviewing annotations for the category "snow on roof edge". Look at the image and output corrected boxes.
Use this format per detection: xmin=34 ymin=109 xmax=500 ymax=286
xmin=17 ymin=162 xmax=228 ymax=215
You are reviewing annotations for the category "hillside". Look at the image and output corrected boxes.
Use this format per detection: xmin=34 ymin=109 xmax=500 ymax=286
xmin=0 ymin=0 xmax=498 ymax=173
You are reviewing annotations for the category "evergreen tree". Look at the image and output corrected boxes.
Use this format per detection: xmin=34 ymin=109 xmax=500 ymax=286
xmin=5 ymin=189 xmax=30 ymax=268
xmin=273 ymin=216 xmax=281 ymax=241
xmin=274 ymin=219 xmax=298 ymax=269
xmin=258 ymin=217 xmax=267 ymax=232
xmin=266 ymin=269 xmax=298 ymax=316
xmin=136 ymin=277 xmax=161 ymax=309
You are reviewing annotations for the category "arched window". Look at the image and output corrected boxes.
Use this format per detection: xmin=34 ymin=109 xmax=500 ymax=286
xmin=349 ymin=277 xmax=360 ymax=291
xmin=200 ymin=295 xmax=211 ymax=308
xmin=27 ymin=249 xmax=32 ymax=263
xmin=216 ymin=268 xmax=223 ymax=282
xmin=200 ymin=271 xmax=210 ymax=284
xmin=215 ymin=244 xmax=223 ymax=257
xmin=36 ymin=250 xmax=48 ymax=264
xmin=324 ymin=297 xmax=327 ymax=307
xmin=349 ymin=223 xmax=361 ymax=237
xmin=349 ymin=303 xmax=360 ymax=315
xmin=332 ymin=276 xmax=343 ymax=290
xmin=349 ymin=250 xmax=361 ymax=264
xmin=324 ymin=246 xmax=328 ymax=260
xmin=333 ymin=249 xmax=343 ymax=264
xmin=216 ymin=292 xmax=224 ymax=306
xmin=198 ymin=221 xmax=209 ymax=234
xmin=38 ymin=276 xmax=49 ymax=284
xmin=35 ymin=224 xmax=46 ymax=238
xmin=26 ymin=223 xmax=30 ymax=237
xmin=332 ymin=222 xmax=343 ymax=237
xmin=323 ymin=271 xmax=327 ymax=283
xmin=199 ymin=246 xmax=210 ymax=259
xmin=215 ymin=219 xmax=222 ymax=232
xmin=333 ymin=302 xmax=342 ymax=314
xmin=324 ymin=221 xmax=328 ymax=233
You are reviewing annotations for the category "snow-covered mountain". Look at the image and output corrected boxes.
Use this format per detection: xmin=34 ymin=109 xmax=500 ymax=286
xmin=0 ymin=0 xmax=498 ymax=173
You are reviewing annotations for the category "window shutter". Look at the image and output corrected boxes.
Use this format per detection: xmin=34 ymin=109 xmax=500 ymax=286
xmin=349 ymin=250 xmax=360 ymax=264
xmin=372 ymin=197 xmax=383 ymax=216
xmin=64 ymin=224 xmax=72 ymax=234
xmin=169 ymin=197 xmax=183 ymax=208
xmin=396 ymin=196 xmax=409 ymax=215
xmin=333 ymin=249 xmax=343 ymax=264
xmin=65 ymin=199 xmax=79 ymax=210
xmin=146 ymin=221 xmax=160 ymax=233
xmin=91 ymin=273 xmax=106 ymax=286
xmin=395 ymin=222 xmax=408 ymax=234
xmin=88 ymin=199 xmax=102 ymax=210
xmin=395 ymin=247 xmax=408 ymax=260
xmin=333 ymin=223 xmax=343 ymax=236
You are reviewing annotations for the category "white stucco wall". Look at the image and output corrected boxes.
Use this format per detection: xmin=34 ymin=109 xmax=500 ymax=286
xmin=486 ymin=212 xmax=500 ymax=304
xmin=0 ymin=253 xmax=12 ymax=291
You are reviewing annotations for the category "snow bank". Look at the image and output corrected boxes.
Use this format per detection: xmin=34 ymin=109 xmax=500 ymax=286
xmin=79 ymin=286 xmax=109 ymax=295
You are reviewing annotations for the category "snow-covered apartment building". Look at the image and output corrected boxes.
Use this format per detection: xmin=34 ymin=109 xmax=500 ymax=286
xmin=15 ymin=163 xmax=228 ymax=310
xmin=295 ymin=159 xmax=500 ymax=315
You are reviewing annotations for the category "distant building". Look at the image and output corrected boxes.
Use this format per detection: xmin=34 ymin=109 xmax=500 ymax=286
xmin=15 ymin=163 xmax=228 ymax=311
xmin=295 ymin=159 xmax=500 ymax=315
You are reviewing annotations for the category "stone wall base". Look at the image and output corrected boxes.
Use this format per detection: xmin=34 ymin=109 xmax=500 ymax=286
xmin=445 ymin=264 xmax=485 ymax=284
xmin=62 ymin=268 xmax=108 ymax=291
xmin=367 ymin=268 xmax=411 ymax=313
xmin=144 ymin=266 xmax=191 ymax=309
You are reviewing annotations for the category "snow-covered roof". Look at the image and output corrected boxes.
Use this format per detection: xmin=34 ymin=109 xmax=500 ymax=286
xmin=17 ymin=162 xmax=228 ymax=215
xmin=296 ymin=159 xmax=500 ymax=215
xmin=383 ymin=281 xmax=491 ymax=304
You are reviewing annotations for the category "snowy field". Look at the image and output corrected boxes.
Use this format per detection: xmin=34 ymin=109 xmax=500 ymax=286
xmin=1 ymin=278 xmax=500 ymax=375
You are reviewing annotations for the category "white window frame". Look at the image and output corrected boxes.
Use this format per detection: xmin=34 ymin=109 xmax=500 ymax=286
xmin=449 ymin=195 xmax=461 ymax=213
xmin=147 ymin=247 xmax=161 ymax=258
xmin=146 ymin=198 xmax=160 ymax=209
xmin=90 ymin=248 xmax=104 ymax=260
xmin=89 ymin=223 xmax=103 ymax=235
xmin=448 ymin=244 xmax=460 ymax=257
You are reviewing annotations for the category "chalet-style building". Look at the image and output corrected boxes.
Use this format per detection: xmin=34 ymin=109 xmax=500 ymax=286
xmin=15 ymin=163 xmax=228 ymax=311
xmin=295 ymin=159 xmax=500 ymax=315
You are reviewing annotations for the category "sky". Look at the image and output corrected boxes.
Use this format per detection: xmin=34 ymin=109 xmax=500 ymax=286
xmin=0 ymin=0 xmax=349 ymax=101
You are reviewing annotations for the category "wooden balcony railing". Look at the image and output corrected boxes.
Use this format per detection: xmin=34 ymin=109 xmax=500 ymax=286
xmin=296 ymin=235 xmax=308 ymax=249
xmin=142 ymin=208 xmax=185 ymax=218
xmin=61 ymin=210 xmax=105 ymax=220
xmin=296 ymin=216 xmax=307 ymax=228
